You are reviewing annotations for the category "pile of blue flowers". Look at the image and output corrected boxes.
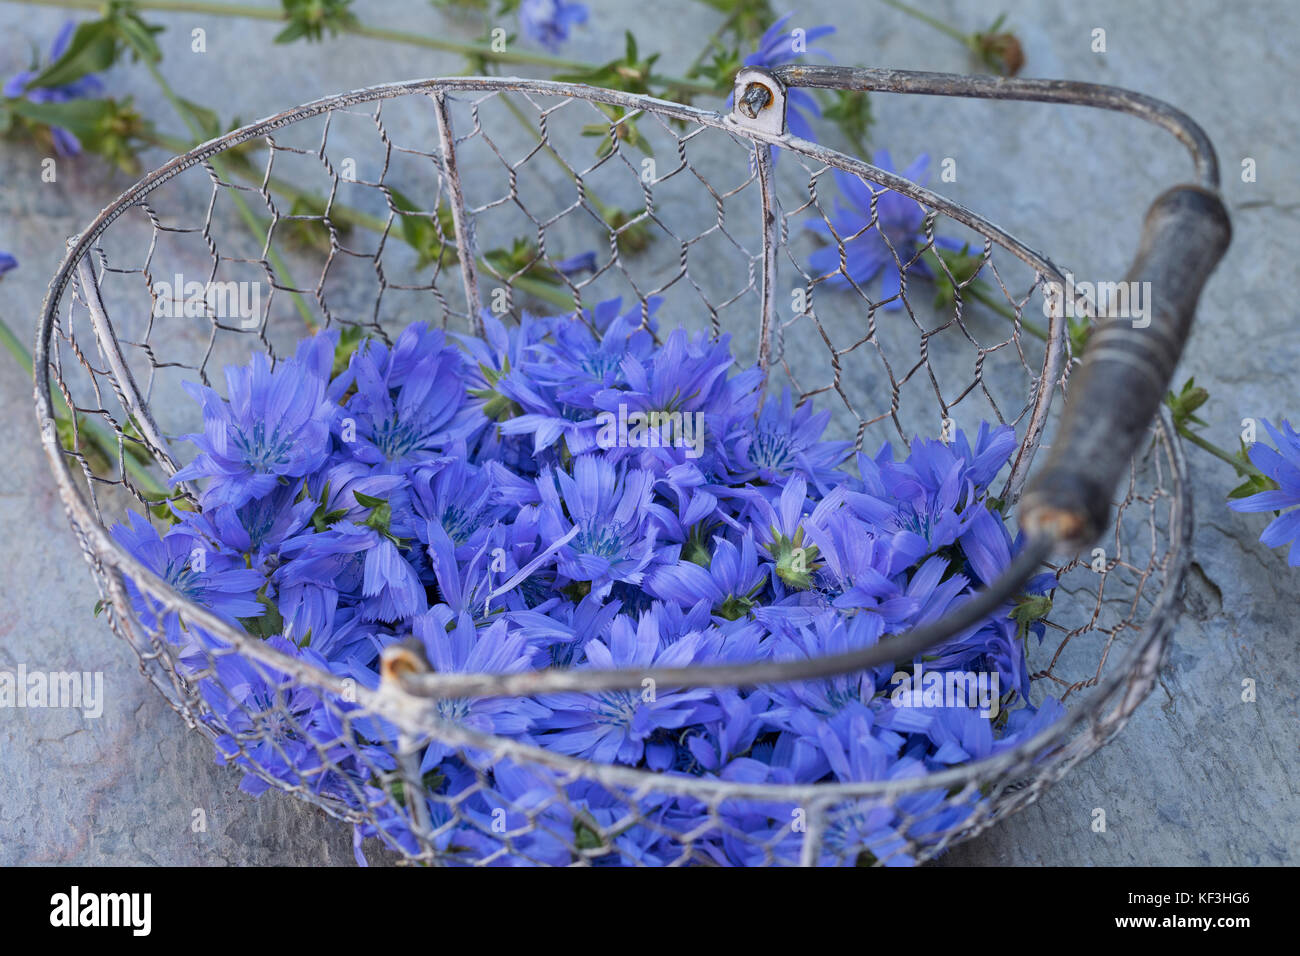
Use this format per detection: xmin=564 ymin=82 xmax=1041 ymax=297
xmin=112 ymin=299 xmax=1064 ymax=865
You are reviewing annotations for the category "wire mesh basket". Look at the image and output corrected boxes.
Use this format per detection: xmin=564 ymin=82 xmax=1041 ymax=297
xmin=34 ymin=65 xmax=1230 ymax=865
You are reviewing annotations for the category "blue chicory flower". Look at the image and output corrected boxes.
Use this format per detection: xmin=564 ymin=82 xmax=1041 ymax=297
xmin=412 ymin=610 xmax=550 ymax=772
xmin=536 ymin=454 xmax=662 ymax=597
xmin=730 ymin=386 xmax=853 ymax=488
xmin=334 ymin=325 xmax=477 ymax=470
xmin=536 ymin=606 xmax=723 ymax=768
xmin=737 ymin=13 xmax=836 ymax=144
xmin=518 ymin=0 xmax=588 ymax=51
xmin=554 ymin=250 xmax=598 ymax=276
xmin=111 ymin=510 xmax=267 ymax=625
xmin=646 ymin=533 xmax=768 ymax=621
xmin=806 ymin=150 xmax=967 ymax=308
xmin=1228 ymin=419 xmax=1300 ymax=566
xmin=171 ymin=335 xmax=338 ymax=509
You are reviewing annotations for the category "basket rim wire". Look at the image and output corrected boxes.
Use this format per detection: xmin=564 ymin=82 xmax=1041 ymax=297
xmin=31 ymin=75 xmax=1191 ymax=818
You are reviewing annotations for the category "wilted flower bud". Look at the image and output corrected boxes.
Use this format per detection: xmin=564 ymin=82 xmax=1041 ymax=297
xmin=975 ymin=30 xmax=1025 ymax=76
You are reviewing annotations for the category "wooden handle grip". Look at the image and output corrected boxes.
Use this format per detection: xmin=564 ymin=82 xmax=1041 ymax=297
xmin=1021 ymin=185 xmax=1232 ymax=550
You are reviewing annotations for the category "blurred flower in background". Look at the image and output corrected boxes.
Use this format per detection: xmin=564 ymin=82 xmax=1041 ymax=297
xmin=0 ymin=252 xmax=16 ymax=278
xmin=519 ymin=0 xmax=589 ymax=51
xmin=554 ymin=250 xmax=597 ymax=277
xmin=805 ymin=150 xmax=965 ymax=308
xmin=3 ymin=20 xmax=105 ymax=156
xmin=739 ymin=12 xmax=835 ymax=143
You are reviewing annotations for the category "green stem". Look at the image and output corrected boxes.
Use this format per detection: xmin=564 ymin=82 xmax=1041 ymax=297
xmin=968 ymin=283 xmax=1048 ymax=341
xmin=84 ymin=417 xmax=173 ymax=499
xmin=141 ymin=131 xmax=574 ymax=310
xmin=1176 ymin=425 xmax=1264 ymax=479
xmin=495 ymin=90 xmax=615 ymax=219
xmin=512 ymin=275 xmax=575 ymax=310
xmin=140 ymin=56 xmax=318 ymax=330
xmin=18 ymin=0 xmax=719 ymax=94
xmin=140 ymin=130 xmax=390 ymax=232
xmin=2 ymin=311 xmax=171 ymax=499
xmin=0 ymin=311 xmax=34 ymax=378
xmin=24 ymin=0 xmax=284 ymax=19
xmin=877 ymin=0 xmax=972 ymax=46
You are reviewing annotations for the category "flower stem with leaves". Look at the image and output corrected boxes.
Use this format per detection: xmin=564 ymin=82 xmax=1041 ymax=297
xmin=876 ymin=0 xmax=1024 ymax=76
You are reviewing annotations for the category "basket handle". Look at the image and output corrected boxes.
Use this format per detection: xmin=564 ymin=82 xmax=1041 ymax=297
xmin=1019 ymin=185 xmax=1231 ymax=549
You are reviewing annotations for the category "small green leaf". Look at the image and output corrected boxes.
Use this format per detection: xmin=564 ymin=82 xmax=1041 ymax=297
xmin=1010 ymin=594 xmax=1052 ymax=624
xmin=109 ymin=4 xmax=166 ymax=64
xmin=467 ymin=357 xmax=523 ymax=422
xmin=555 ymin=32 xmax=659 ymax=95
xmin=1068 ymin=315 xmax=1092 ymax=354
xmin=604 ymin=205 xmax=653 ymax=256
xmin=238 ymin=587 xmax=285 ymax=640
xmin=176 ymin=97 xmax=222 ymax=140
xmin=331 ymin=324 xmax=369 ymax=379
xmin=926 ymin=243 xmax=983 ymax=310
xmin=274 ymin=20 xmax=306 ymax=44
xmin=355 ymin=492 xmax=405 ymax=544
xmin=147 ymin=497 xmax=188 ymax=524
xmin=1164 ymin=377 xmax=1210 ymax=431
xmin=483 ymin=236 xmax=564 ymax=285
xmin=572 ymin=813 xmax=606 ymax=852
xmin=820 ymin=90 xmax=874 ymax=152
xmin=26 ymin=20 xmax=118 ymax=90
xmin=767 ymin=527 xmax=819 ymax=590
xmin=388 ymin=188 xmax=456 ymax=269
xmin=308 ymin=481 xmax=350 ymax=532
xmin=689 ymin=44 xmax=742 ymax=93
xmin=352 ymin=491 xmax=386 ymax=510
xmin=1227 ymin=463 xmax=1280 ymax=502
xmin=275 ymin=0 xmax=358 ymax=44
xmin=7 ymin=98 xmax=115 ymax=142
xmin=311 ymin=505 xmax=349 ymax=533
xmin=682 ymin=524 xmax=713 ymax=569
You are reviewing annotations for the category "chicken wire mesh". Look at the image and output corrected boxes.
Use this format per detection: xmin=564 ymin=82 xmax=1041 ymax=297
xmin=33 ymin=71 xmax=1199 ymax=866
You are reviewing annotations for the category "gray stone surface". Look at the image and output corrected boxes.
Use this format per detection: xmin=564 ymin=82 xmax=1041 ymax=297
xmin=0 ymin=0 xmax=1296 ymax=865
